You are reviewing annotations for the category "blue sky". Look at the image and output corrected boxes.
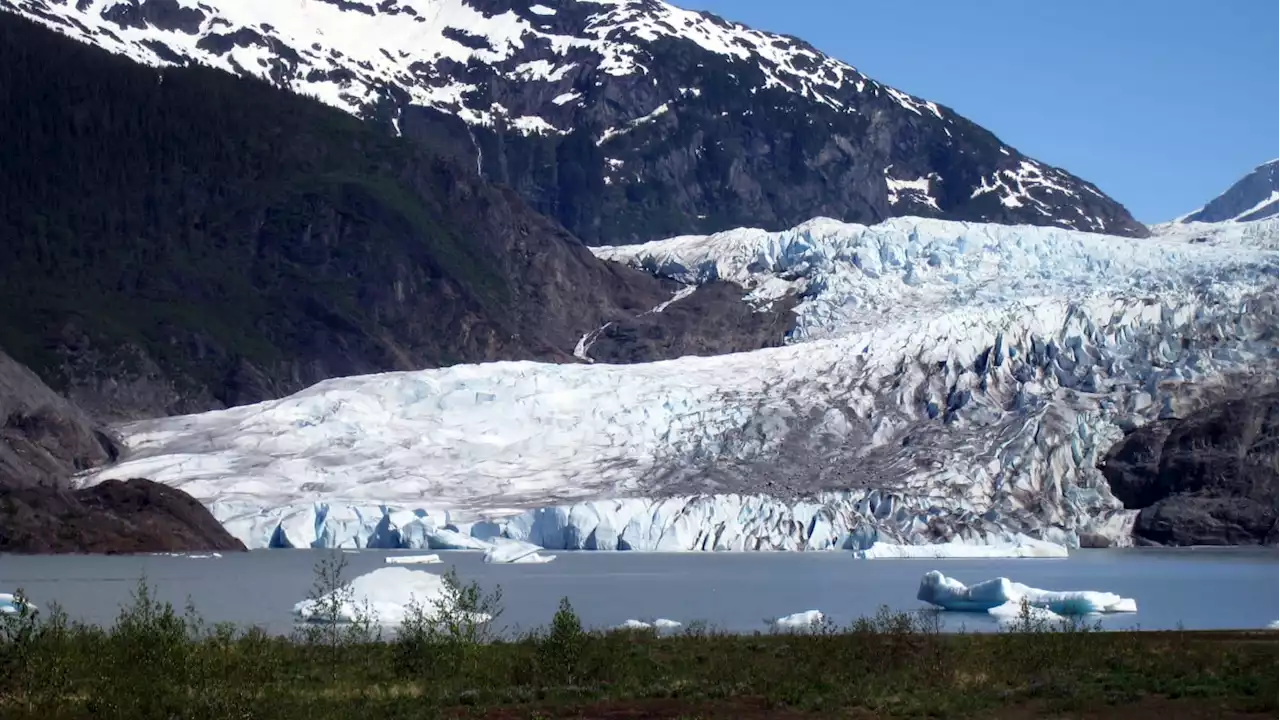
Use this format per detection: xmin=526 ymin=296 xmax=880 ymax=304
xmin=678 ymin=0 xmax=1279 ymax=224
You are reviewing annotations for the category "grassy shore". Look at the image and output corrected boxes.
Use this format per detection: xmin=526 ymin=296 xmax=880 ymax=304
xmin=1 ymin=554 xmax=1275 ymax=719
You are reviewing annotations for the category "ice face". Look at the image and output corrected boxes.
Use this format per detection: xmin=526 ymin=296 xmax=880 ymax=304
xmin=916 ymin=570 xmax=1137 ymax=616
xmin=83 ymin=217 xmax=1279 ymax=552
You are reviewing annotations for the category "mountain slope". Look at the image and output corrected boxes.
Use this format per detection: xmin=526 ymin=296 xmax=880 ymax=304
xmin=1 ymin=0 xmax=1148 ymax=244
xmin=0 ymin=12 xmax=787 ymax=421
xmin=1176 ymin=159 xmax=1279 ymax=224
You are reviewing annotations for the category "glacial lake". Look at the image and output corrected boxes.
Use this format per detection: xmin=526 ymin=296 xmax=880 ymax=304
xmin=1 ymin=548 xmax=1275 ymax=635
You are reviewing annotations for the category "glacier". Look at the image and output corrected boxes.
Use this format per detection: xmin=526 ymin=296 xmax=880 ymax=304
xmin=79 ymin=216 xmax=1279 ymax=552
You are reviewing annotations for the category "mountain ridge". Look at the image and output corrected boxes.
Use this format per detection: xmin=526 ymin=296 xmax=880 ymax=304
xmin=1 ymin=0 xmax=1148 ymax=243
xmin=1176 ymin=159 xmax=1279 ymax=224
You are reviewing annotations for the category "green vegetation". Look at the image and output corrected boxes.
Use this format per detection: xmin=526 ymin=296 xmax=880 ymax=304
xmin=1 ymin=553 xmax=1274 ymax=719
xmin=0 ymin=13 xmax=600 ymax=417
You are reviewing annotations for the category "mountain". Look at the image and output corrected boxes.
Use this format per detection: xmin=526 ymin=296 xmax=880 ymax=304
xmin=1 ymin=0 xmax=1148 ymax=244
xmin=84 ymin=218 xmax=1278 ymax=550
xmin=1176 ymin=159 xmax=1279 ymax=224
xmin=0 ymin=12 xmax=796 ymax=421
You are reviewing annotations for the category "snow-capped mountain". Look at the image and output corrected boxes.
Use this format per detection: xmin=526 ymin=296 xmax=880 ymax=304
xmin=1175 ymin=159 xmax=1279 ymax=224
xmin=1 ymin=0 xmax=1147 ymax=243
xmin=83 ymin=217 xmax=1278 ymax=550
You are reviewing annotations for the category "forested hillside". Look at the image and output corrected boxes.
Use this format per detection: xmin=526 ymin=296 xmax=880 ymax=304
xmin=0 ymin=12 xmax=680 ymax=420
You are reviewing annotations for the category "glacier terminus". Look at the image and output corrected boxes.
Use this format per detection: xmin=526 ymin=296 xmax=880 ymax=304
xmin=80 ymin=216 xmax=1279 ymax=552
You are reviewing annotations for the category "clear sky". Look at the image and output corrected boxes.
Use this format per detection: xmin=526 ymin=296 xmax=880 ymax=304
xmin=677 ymin=0 xmax=1279 ymax=224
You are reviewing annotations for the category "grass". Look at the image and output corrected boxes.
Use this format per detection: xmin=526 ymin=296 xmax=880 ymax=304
xmin=0 ymin=553 xmax=1275 ymax=719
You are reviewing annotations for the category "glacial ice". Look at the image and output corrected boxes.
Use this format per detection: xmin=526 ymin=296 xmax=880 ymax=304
xmin=385 ymin=553 xmax=442 ymax=565
xmin=774 ymin=610 xmax=825 ymax=629
xmin=917 ymin=570 xmax=1137 ymax=616
xmin=853 ymin=535 xmax=1068 ymax=559
xmin=82 ymin=217 xmax=1279 ymax=552
xmin=292 ymin=567 xmax=490 ymax=626
xmin=615 ymin=618 xmax=682 ymax=631
xmin=0 ymin=593 xmax=35 ymax=615
xmin=482 ymin=538 xmax=557 ymax=564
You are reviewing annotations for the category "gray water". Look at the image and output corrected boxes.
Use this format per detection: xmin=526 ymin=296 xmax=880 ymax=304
xmin=1 ymin=548 xmax=1276 ymax=635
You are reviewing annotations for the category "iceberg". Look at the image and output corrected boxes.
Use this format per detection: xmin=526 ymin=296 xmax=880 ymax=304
xmin=81 ymin=217 xmax=1278 ymax=553
xmin=482 ymin=538 xmax=557 ymax=564
xmin=614 ymin=618 xmax=682 ymax=631
xmin=0 ymin=593 xmax=35 ymax=615
xmin=774 ymin=610 xmax=825 ymax=629
xmin=384 ymin=553 xmax=442 ymax=565
xmin=292 ymin=567 xmax=490 ymax=626
xmin=853 ymin=535 xmax=1069 ymax=559
xmin=917 ymin=570 xmax=1137 ymax=617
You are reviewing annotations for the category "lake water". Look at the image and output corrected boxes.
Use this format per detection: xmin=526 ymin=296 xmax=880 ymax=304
xmin=1 ymin=548 xmax=1275 ymax=635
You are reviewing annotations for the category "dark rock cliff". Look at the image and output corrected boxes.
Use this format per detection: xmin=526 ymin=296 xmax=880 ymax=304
xmin=1 ymin=349 xmax=244 ymax=554
xmin=1099 ymin=393 xmax=1278 ymax=546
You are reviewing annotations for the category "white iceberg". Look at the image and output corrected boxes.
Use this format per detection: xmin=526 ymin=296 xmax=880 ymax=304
xmin=481 ymin=538 xmax=557 ymax=564
xmin=1268 ymin=620 xmax=1278 ymax=630
xmin=614 ymin=618 xmax=682 ymax=631
xmin=385 ymin=553 xmax=442 ymax=565
xmin=292 ymin=567 xmax=491 ymax=625
xmin=917 ymin=570 xmax=1136 ymax=617
xmin=0 ymin=593 xmax=35 ymax=615
xmin=853 ymin=535 xmax=1068 ymax=559
xmin=774 ymin=610 xmax=824 ymax=629
xmin=987 ymin=601 xmax=1064 ymax=624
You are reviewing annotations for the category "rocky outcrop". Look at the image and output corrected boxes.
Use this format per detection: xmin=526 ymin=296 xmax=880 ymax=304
xmin=0 ymin=350 xmax=118 ymax=488
xmin=1 ymin=348 xmax=244 ymax=554
xmin=0 ymin=478 xmax=247 ymax=554
xmin=1100 ymin=393 xmax=1279 ymax=546
xmin=587 ymin=282 xmax=799 ymax=363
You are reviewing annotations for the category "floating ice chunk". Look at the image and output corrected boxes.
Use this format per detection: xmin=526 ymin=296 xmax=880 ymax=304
xmin=774 ymin=610 xmax=824 ymax=629
xmin=1267 ymin=619 xmax=1278 ymax=630
xmin=292 ymin=567 xmax=491 ymax=625
xmin=426 ymin=528 xmax=492 ymax=551
xmin=150 ymin=552 xmax=223 ymax=559
xmin=482 ymin=538 xmax=556 ymax=564
xmin=385 ymin=553 xmax=442 ymax=565
xmin=854 ymin=535 xmax=1068 ymax=559
xmin=0 ymin=593 xmax=35 ymax=615
xmin=917 ymin=571 xmax=1136 ymax=616
xmin=614 ymin=618 xmax=682 ymax=631
xmin=987 ymin=600 xmax=1063 ymax=624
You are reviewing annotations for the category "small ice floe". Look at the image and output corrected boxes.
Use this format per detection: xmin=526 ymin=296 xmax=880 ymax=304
xmin=1267 ymin=620 xmax=1279 ymax=630
xmin=774 ymin=610 xmax=825 ymax=630
xmin=292 ymin=567 xmax=490 ymax=626
xmin=481 ymin=538 xmax=556 ymax=564
xmin=917 ymin=570 xmax=1136 ymax=620
xmin=854 ymin=535 xmax=1068 ymax=559
xmin=614 ymin=618 xmax=682 ymax=631
xmin=0 ymin=593 xmax=36 ymax=615
xmin=150 ymin=552 xmax=222 ymax=559
xmin=384 ymin=553 xmax=442 ymax=565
